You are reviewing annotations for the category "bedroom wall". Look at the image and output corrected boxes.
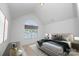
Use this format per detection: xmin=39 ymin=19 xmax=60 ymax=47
xmin=35 ymin=3 xmax=78 ymax=36
xmin=76 ymin=4 xmax=79 ymax=36
xmin=10 ymin=14 xmax=44 ymax=45
xmin=44 ymin=18 xmax=78 ymax=36
xmin=74 ymin=18 xmax=79 ymax=36
xmin=0 ymin=3 xmax=11 ymax=55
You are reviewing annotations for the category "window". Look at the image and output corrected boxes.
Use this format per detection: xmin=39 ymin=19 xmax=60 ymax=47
xmin=0 ymin=9 xmax=8 ymax=44
xmin=24 ymin=25 xmax=38 ymax=39
xmin=0 ymin=10 xmax=5 ymax=44
xmin=3 ymin=17 xmax=8 ymax=41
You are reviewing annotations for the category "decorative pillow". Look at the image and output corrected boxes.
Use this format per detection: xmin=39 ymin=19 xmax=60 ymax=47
xmin=51 ymin=34 xmax=66 ymax=41
xmin=51 ymin=33 xmax=74 ymax=42
xmin=60 ymin=33 xmax=74 ymax=42
xmin=65 ymin=34 xmax=74 ymax=42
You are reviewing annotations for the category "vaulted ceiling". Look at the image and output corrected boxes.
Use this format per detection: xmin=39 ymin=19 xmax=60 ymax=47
xmin=35 ymin=3 xmax=77 ymax=24
xmin=7 ymin=3 xmax=40 ymax=19
xmin=7 ymin=3 xmax=77 ymax=24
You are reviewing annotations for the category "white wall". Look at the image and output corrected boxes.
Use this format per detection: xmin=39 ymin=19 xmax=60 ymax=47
xmin=34 ymin=3 xmax=79 ymax=36
xmin=44 ymin=18 xmax=78 ymax=36
xmin=76 ymin=4 xmax=79 ymax=36
xmin=0 ymin=3 xmax=11 ymax=55
xmin=10 ymin=14 xmax=44 ymax=45
xmin=74 ymin=18 xmax=79 ymax=36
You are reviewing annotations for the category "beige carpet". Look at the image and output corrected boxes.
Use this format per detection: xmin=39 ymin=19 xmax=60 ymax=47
xmin=23 ymin=45 xmax=34 ymax=56
xmin=23 ymin=44 xmax=79 ymax=56
xmin=23 ymin=43 xmax=47 ymax=56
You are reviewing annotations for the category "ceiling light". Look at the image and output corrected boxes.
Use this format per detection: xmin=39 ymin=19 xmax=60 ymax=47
xmin=40 ymin=3 xmax=44 ymax=6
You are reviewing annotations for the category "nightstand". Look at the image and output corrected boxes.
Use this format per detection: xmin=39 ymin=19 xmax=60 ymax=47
xmin=71 ymin=41 xmax=79 ymax=52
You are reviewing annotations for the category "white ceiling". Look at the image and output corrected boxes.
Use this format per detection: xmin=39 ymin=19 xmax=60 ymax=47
xmin=7 ymin=3 xmax=77 ymax=24
xmin=35 ymin=3 xmax=77 ymax=24
xmin=7 ymin=3 xmax=40 ymax=19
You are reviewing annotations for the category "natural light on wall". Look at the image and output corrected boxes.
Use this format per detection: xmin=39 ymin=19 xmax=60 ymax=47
xmin=77 ymin=3 xmax=79 ymax=16
xmin=77 ymin=3 xmax=79 ymax=8
xmin=0 ymin=9 xmax=8 ymax=44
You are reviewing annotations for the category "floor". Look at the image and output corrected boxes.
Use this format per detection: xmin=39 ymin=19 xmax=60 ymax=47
xmin=23 ymin=44 xmax=47 ymax=56
xmin=22 ymin=43 xmax=79 ymax=56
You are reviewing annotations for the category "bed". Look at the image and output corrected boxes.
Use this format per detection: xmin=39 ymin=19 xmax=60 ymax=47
xmin=37 ymin=34 xmax=73 ymax=56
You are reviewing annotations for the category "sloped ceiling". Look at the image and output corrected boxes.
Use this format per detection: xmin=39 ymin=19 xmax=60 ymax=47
xmin=7 ymin=3 xmax=77 ymax=25
xmin=35 ymin=3 xmax=77 ymax=24
xmin=7 ymin=3 xmax=40 ymax=19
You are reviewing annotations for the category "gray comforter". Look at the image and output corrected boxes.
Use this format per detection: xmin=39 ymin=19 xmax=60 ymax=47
xmin=37 ymin=39 xmax=71 ymax=56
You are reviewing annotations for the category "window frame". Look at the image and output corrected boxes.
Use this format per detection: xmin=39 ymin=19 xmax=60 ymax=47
xmin=24 ymin=25 xmax=38 ymax=39
xmin=0 ymin=9 xmax=8 ymax=43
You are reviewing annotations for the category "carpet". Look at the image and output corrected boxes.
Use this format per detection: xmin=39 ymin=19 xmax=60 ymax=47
xmin=23 ymin=44 xmax=79 ymax=56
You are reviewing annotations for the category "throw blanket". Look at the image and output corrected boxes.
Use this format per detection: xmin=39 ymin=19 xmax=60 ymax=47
xmin=37 ymin=39 xmax=71 ymax=54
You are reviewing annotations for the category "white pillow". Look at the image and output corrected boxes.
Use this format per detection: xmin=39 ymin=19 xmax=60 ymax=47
xmin=66 ymin=34 xmax=74 ymax=42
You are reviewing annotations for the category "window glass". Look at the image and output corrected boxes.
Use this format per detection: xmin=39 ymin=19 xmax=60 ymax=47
xmin=0 ymin=10 xmax=8 ymax=44
xmin=0 ymin=10 xmax=5 ymax=44
xmin=4 ymin=17 xmax=8 ymax=41
xmin=24 ymin=25 xmax=38 ymax=39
